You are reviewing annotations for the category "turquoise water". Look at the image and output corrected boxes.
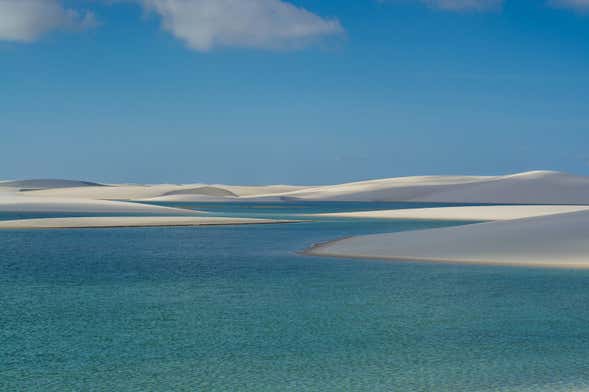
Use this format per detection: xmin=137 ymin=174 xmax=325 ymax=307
xmin=1 ymin=203 xmax=589 ymax=391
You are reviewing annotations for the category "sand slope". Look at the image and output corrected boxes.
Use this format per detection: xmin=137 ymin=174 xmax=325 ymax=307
xmin=246 ymin=171 xmax=589 ymax=204
xmin=316 ymin=205 xmax=589 ymax=221
xmin=5 ymin=171 xmax=589 ymax=204
xmin=14 ymin=185 xmax=205 ymax=201
xmin=138 ymin=186 xmax=239 ymax=202
xmin=18 ymin=183 xmax=309 ymax=201
xmin=414 ymin=171 xmax=589 ymax=204
xmin=307 ymin=210 xmax=589 ymax=268
xmin=245 ymin=175 xmax=493 ymax=201
xmin=0 ymin=196 xmax=200 ymax=214
xmin=0 ymin=216 xmax=298 ymax=229
xmin=161 ymin=186 xmax=238 ymax=197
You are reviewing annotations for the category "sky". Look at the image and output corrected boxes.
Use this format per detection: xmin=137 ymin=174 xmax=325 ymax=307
xmin=1 ymin=0 xmax=589 ymax=185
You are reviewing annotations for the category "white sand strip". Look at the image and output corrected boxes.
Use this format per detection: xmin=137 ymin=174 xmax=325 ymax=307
xmin=0 ymin=196 xmax=200 ymax=214
xmin=0 ymin=216 xmax=300 ymax=229
xmin=306 ymin=210 xmax=589 ymax=269
xmin=315 ymin=205 xmax=589 ymax=221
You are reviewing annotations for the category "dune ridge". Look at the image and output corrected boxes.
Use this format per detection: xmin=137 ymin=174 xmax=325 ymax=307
xmin=5 ymin=171 xmax=589 ymax=204
xmin=245 ymin=171 xmax=589 ymax=204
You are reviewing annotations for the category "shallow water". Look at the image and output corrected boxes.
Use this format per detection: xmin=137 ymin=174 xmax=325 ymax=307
xmin=1 ymin=203 xmax=589 ymax=391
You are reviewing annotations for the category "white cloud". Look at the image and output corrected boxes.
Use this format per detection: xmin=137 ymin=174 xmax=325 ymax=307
xmin=0 ymin=0 xmax=97 ymax=42
xmin=421 ymin=0 xmax=503 ymax=11
xmin=549 ymin=0 xmax=589 ymax=12
xmin=138 ymin=0 xmax=344 ymax=51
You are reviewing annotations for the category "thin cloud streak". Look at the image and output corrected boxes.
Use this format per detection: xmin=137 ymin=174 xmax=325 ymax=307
xmin=422 ymin=0 xmax=503 ymax=11
xmin=549 ymin=0 xmax=589 ymax=12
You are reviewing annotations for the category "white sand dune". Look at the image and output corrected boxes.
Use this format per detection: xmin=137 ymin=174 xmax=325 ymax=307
xmin=137 ymin=186 xmax=239 ymax=202
xmin=315 ymin=205 xmax=589 ymax=221
xmin=16 ymin=184 xmax=206 ymax=201
xmin=246 ymin=171 xmax=589 ymax=204
xmin=307 ymin=210 xmax=589 ymax=268
xmin=18 ymin=183 xmax=308 ymax=201
xmin=244 ymin=175 xmax=494 ymax=201
xmin=161 ymin=186 xmax=238 ymax=198
xmin=5 ymin=170 xmax=589 ymax=205
xmin=414 ymin=171 xmax=589 ymax=204
xmin=0 ymin=216 xmax=299 ymax=229
xmin=215 ymin=184 xmax=307 ymax=197
xmin=0 ymin=195 xmax=200 ymax=214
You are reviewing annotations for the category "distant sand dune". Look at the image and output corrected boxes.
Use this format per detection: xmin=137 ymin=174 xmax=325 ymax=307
xmin=7 ymin=171 xmax=589 ymax=204
xmin=415 ymin=171 xmax=589 ymax=204
xmin=161 ymin=186 xmax=238 ymax=198
xmin=246 ymin=171 xmax=589 ymax=204
xmin=243 ymin=175 xmax=494 ymax=201
xmin=138 ymin=186 xmax=240 ymax=202
xmin=14 ymin=183 xmax=309 ymax=201
xmin=11 ymin=185 xmax=205 ymax=201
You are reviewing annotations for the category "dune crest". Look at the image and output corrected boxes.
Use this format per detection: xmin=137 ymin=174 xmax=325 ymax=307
xmin=4 ymin=170 xmax=589 ymax=204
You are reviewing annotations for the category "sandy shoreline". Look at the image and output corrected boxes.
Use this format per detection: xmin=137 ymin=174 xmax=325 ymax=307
xmin=0 ymin=216 xmax=301 ymax=229
xmin=314 ymin=205 xmax=589 ymax=221
xmin=305 ymin=210 xmax=589 ymax=269
xmin=0 ymin=196 xmax=201 ymax=214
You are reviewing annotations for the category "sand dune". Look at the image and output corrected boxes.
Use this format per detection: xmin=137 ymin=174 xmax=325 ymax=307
xmin=315 ymin=205 xmax=589 ymax=221
xmin=245 ymin=171 xmax=589 ymax=204
xmin=161 ymin=186 xmax=238 ymax=198
xmin=306 ymin=210 xmax=589 ymax=268
xmin=17 ymin=183 xmax=308 ymax=201
xmin=244 ymin=175 xmax=494 ymax=201
xmin=137 ymin=186 xmax=239 ymax=202
xmin=213 ymin=184 xmax=306 ymax=196
xmin=0 ymin=195 xmax=200 ymax=214
xmin=15 ymin=184 xmax=206 ymax=201
xmin=414 ymin=171 xmax=589 ymax=204
xmin=5 ymin=171 xmax=589 ymax=205
xmin=0 ymin=216 xmax=299 ymax=229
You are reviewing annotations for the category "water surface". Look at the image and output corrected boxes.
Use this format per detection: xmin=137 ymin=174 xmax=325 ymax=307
xmin=1 ymin=203 xmax=588 ymax=391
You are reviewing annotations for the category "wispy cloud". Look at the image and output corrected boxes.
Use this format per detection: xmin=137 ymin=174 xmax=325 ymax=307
xmin=549 ymin=0 xmax=589 ymax=12
xmin=0 ymin=0 xmax=97 ymax=43
xmin=137 ymin=0 xmax=344 ymax=51
xmin=422 ymin=0 xmax=504 ymax=11
xmin=380 ymin=0 xmax=504 ymax=12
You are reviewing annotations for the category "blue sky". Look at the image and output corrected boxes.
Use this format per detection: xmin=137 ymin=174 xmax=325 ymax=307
xmin=1 ymin=0 xmax=588 ymax=184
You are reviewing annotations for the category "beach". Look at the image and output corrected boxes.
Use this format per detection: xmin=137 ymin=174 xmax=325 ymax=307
xmin=306 ymin=210 xmax=589 ymax=269
xmin=0 ymin=216 xmax=300 ymax=229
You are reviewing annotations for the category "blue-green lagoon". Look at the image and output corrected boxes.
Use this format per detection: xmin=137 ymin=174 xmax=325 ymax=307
xmin=1 ymin=203 xmax=589 ymax=391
